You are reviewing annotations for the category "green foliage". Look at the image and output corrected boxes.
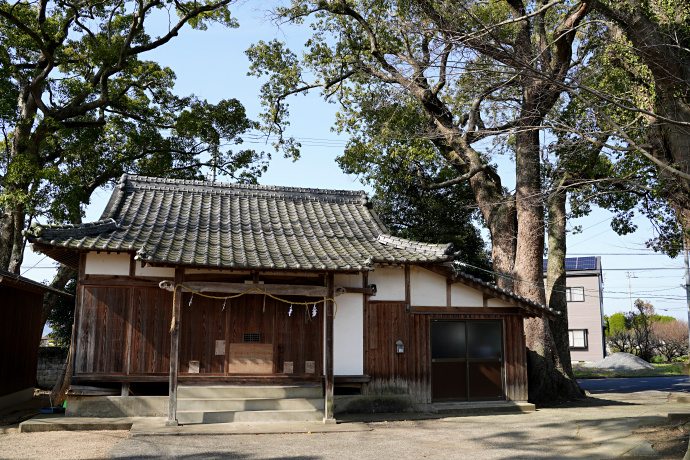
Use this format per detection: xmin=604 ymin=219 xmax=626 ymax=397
xmin=47 ymin=275 xmax=77 ymax=347
xmin=0 ymin=0 xmax=261 ymax=243
xmin=606 ymin=313 xmax=628 ymax=336
xmin=335 ymin=91 xmax=492 ymax=280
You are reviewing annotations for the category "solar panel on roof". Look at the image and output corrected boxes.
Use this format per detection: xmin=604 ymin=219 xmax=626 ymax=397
xmin=576 ymin=256 xmax=598 ymax=270
xmin=543 ymin=256 xmax=599 ymax=272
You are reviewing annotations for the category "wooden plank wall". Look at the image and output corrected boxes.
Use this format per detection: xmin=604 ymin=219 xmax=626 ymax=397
xmin=179 ymin=293 xmax=226 ymax=374
xmin=369 ymin=311 xmax=528 ymax=404
xmin=504 ymin=315 xmax=528 ymax=401
xmin=130 ymin=288 xmax=173 ymax=374
xmin=0 ymin=285 xmax=44 ymax=396
xmin=76 ymin=287 xmax=128 ymax=373
xmin=75 ymin=286 xmax=324 ymax=379
xmin=363 ymin=301 xmax=409 ymax=395
xmin=274 ymin=296 xmax=323 ymax=376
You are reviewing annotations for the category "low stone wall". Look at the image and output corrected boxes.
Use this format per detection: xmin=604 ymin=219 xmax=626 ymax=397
xmin=37 ymin=347 xmax=69 ymax=389
xmin=66 ymin=396 xmax=168 ymax=417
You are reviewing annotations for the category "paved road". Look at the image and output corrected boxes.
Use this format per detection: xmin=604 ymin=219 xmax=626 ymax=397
xmin=578 ymin=375 xmax=690 ymax=394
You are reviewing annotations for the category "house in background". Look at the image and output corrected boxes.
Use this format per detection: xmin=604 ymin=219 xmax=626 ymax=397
xmin=27 ymin=175 xmax=556 ymax=424
xmin=543 ymin=256 xmax=606 ymax=362
xmin=0 ymin=269 xmax=70 ymax=410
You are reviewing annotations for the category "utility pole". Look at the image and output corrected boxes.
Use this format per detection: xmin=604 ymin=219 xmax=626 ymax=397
xmin=626 ymin=271 xmax=636 ymax=313
xmin=683 ymin=235 xmax=690 ymax=362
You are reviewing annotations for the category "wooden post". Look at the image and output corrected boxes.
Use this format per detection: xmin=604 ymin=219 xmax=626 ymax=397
xmin=167 ymin=267 xmax=183 ymax=426
xmin=324 ymin=272 xmax=335 ymax=423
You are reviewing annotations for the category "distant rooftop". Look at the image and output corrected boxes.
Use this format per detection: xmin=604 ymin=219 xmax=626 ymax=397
xmin=542 ymin=256 xmax=601 ymax=272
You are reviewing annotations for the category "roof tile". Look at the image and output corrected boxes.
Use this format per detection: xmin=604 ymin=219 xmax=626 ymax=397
xmin=26 ymin=175 xmax=456 ymax=271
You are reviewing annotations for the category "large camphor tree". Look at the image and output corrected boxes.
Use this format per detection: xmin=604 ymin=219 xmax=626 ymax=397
xmin=0 ymin=0 xmax=264 ymax=328
xmin=247 ymin=0 xmax=597 ymax=402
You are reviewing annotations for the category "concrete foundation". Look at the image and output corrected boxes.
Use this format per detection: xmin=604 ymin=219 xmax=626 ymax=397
xmin=0 ymin=388 xmax=34 ymax=411
xmin=66 ymin=396 xmax=167 ymax=417
xmin=334 ymin=394 xmax=413 ymax=415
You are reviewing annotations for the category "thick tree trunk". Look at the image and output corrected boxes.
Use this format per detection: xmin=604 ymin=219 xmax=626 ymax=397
xmin=545 ymin=185 xmax=584 ymax=399
xmin=514 ymin=116 xmax=584 ymax=403
xmin=546 ymin=188 xmax=574 ymax=376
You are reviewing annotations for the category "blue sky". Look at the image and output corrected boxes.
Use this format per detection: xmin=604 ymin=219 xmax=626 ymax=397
xmin=20 ymin=1 xmax=689 ymax=324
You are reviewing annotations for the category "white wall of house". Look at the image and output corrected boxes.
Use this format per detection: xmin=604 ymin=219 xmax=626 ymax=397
xmin=565 ymin=274 xmax=605 ymax=362
xmin=486 ymin=298 xmax=512 ymax=308
xmin=450 ymin=283 xmax=484 ymax=307
xmin=368 ymin=266 xmax=405 ymax=301
xmin=84 ymin=252 xmax=130 ymax=275
xmin=410 ymin=266 xmax=446 ymax=306
xmin=333 ymin=292 xmax=364 ymax=375
xmin=333 ymin=274 xmax=363 ymax=375
xmin=136 ymin=264 xmax=175 ymax=277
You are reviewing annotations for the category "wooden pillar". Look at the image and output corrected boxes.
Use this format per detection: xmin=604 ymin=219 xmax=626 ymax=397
xmin=70 ymin=253 xmax=87 ymax=382
xmin=324 ymin=272 xmax=335 ymax=423
xmin=167 ymin=267 xmax=183 ymax=426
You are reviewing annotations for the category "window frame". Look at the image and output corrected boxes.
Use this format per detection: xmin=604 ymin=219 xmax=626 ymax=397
xmin=566 ymin=286 xmax=585 ymax=302
xmin=568 ymin=329 xmax=588 ymax=349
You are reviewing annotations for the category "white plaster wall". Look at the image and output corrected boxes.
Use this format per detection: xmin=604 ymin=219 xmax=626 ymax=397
xmin=450 ymin=283 xmax=484 ymax=307
xmin=334 ymin=274 xmax=363 ymax=289
xmin=368 ymin=267 xmax=405 ymax=301
xmin=84 ymin=252 xmax=130 ymax=275
xmin=333 ymin=293 xmax=364 ymax=375
xmin=486 ymin=298 xmax=512 ymax=308
xmin=410 ymin=266 xmax=446 ymax=306
xmin=135 ymin=265 xmax=175 ymax=278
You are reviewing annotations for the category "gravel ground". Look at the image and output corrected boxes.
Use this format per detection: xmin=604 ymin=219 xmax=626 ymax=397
xmin=583 ymin=352 xmax=656 ymax=370
xmin=0 ymin=429 xmax=129 ymax=459
xmin=0 ymin=390 xmax=685 ymax=459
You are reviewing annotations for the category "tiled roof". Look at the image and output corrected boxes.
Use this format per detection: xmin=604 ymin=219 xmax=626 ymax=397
xmin=26 ymin=175 xmax=457 ymax=271
xmin=0 ymin=269 xmax=73 ymax=297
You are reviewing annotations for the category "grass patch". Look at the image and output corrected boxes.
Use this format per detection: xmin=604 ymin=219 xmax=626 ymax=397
xmin=573 ymin=362 xmax=685 ymax=378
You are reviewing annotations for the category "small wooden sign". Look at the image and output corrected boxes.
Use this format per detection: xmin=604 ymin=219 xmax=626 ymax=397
xmin=215 ymin=340 xmax=226 ymax=355
xmin=228 ymin=343 xmax=273 ymax=374
xmin=305 ymin=361 xmax=315 ymax=374
xmin=284 ymin=361 xmax=294 ymax=374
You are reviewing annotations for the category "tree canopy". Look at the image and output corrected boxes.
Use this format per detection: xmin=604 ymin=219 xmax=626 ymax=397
xmin=0 ymin=0 xmax=264 ymax=277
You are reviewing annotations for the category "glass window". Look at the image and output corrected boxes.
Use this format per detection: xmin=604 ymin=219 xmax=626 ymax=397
xmin=467 ymin=322 xmax=503 ymax=359
xmin=566 ymin=287 xmax=585 ymax=302
xmin=431 ymin=321 xmax=466 ymax=359
xmin=569 ymin=329 xmax=588 ymax=349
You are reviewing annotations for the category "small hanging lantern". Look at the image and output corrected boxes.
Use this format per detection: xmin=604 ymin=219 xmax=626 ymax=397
xmin=395 ymin=340 xmax=404 ymax=354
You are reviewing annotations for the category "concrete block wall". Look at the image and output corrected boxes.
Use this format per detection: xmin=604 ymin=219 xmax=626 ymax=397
xmin=37 ymin=347 xmax=68 ymax=389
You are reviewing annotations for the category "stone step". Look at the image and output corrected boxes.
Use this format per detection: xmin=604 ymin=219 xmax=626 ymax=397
xmin=177 ymin=409 xmax=325 ymax=424
xmin=178 ymin=385 xmax=321 ymax=400
xmin=178 ymin=397 xmax=324 ymax=412
xmin=431 ymin=401 xmax=535 ymax=415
